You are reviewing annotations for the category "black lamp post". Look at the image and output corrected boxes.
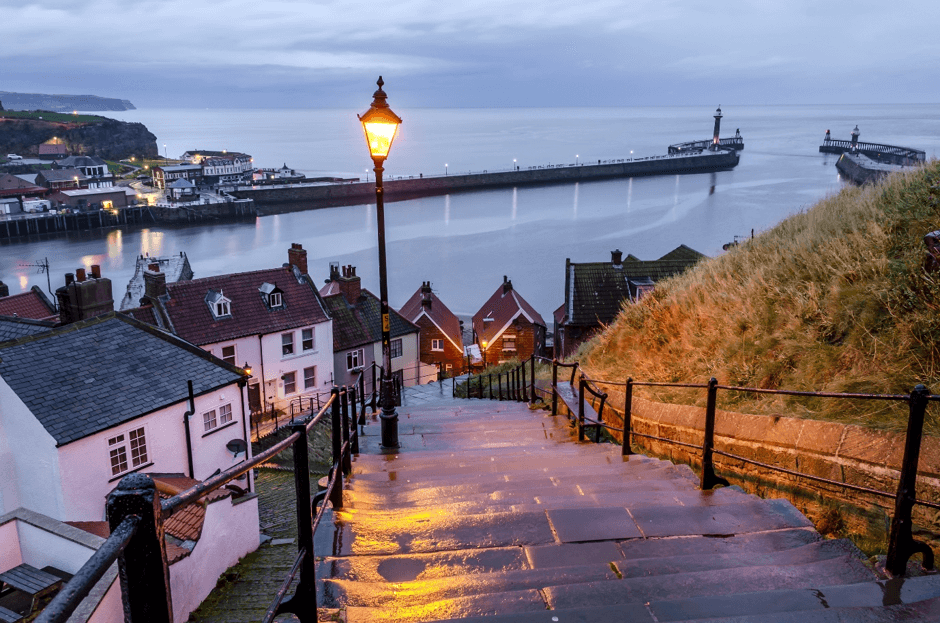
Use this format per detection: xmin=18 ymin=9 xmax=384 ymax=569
xmin=359 ymin=76 xmax=403 ymax=449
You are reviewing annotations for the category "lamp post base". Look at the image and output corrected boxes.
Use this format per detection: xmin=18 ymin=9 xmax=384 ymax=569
xmin=379 ymin=378 xmax=400 ymax=449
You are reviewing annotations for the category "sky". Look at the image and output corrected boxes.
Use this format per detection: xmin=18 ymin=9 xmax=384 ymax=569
xmin=1 ymin=0 xmax=938 ymax=109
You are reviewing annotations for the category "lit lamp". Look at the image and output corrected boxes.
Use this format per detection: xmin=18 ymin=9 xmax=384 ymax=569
xmin=242 ymin=362 xmax=253 ymax=377
xmin=481 ymin=340 xmax=488 ymax=369
xmin=359 ymin=76 xmax=402 ymax=449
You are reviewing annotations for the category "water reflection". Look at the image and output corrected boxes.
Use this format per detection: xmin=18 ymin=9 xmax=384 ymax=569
xmin=139 ymin=229 xmax=165 ymax=258
xmin=511 ymin=188 xmax=518 ymax=221
xmin=572 ymin=183 xmax=579 ymax=220
xmin=107 ymin=230 xmax=123 ymax=261
xmin=444 ymin=195 xmax=450 ymax=227
xmin=626 ymin=178 xmax=633 ymax=212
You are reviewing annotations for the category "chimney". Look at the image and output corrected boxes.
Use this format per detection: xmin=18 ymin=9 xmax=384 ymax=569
xmin=143 ymin=263 xmax=167 ymax=299
xmin=502 ymin=275 xmax=513 ymax=294
xmin=56 ymin=268 xmax=114 ymax=324
xmin=338 ymin=264 xmax=361 ymax=303
xmin=327 ymin=261 xmax=340 ymax=283
xmin=0 ymin=280 xmax=8 ymax=298
xmin=288 ymin=243 xmax=308 ymax=275
xmin=421 ymin=281 xmax=432 ymax=309
xmin=611 ymin=249 xmax=623 ymax=267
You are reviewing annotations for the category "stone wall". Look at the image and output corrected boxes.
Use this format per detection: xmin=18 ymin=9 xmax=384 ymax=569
xmin=573 ymin=389 xmax=940 ymax=553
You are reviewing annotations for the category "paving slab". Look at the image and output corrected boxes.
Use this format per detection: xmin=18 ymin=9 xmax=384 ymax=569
xmin=546 ymin=507 xmax=643 ymax=542
xmin=525 ymin=541 xmax=625 ymax=569
xmin=617 ymin=528 xmax=822 ymax=560
xmin=345 ymin=588 xmax=548 ymax=623
xmin=629 ymin=499 xmax=812 ymax=538
xmin=320 ymin=546 xmax=528 ymax=583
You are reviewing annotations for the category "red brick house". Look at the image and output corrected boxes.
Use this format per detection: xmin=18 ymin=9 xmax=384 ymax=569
xmin=399 ymin=282 xmax=464 ymax=375
xmin=472 ymin=276 xmax=546 ymax=366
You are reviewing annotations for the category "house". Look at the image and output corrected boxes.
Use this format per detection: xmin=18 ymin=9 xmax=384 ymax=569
xmin=0 ymin=313 xmax=253 ymax=522
xmin=127 ymin=244 xmax=334 ymax=413
xmin=35 ymin=169 xmax=87 ymax=191
xmin=399 ymin=281 xmax=464 ymax=375
xmin=320 ymin=263 xmax=422 ymax=389
xmin=554 ymin=246 xmax=705 ymax=358
xmin=53 ymin=156 xmax=114 ymax=189
xmin=0 ymin=285 xmax=58 ymax=321
xmin=152 ymin=163 xmax=203 ymax=190
xmin=49 ymin=187 xmax=133 ymax=211
xmin=181 ymin=150 xmax=252 ymax=167
xmin=0 ymin=315 xmax=55 ymax=341
xmin=0 ymin=173 xmax=47 ymax=199
xmin=200 ymin=155 xmax=253 ymax=185
xmin=37 ymin=142 xmax=68 ymax=160
xmin=167 ymin=177 xmax=198 ymax=200
xmin=472 ymin=276 xmax=547 ymax=365
xmin=119 ymin=252 xmax=194 ymax=311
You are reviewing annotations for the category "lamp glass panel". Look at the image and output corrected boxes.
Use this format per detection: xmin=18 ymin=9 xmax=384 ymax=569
xmin=363 ymin=121 xmax=398 ymax=159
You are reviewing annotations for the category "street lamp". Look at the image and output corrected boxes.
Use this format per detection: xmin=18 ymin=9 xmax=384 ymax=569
xmin=513 ymin=158 xmax=517 ymax=171
xmin=445 ymin=163 xmax=448 ymax=176
xmin=359 ymin=76 xmax=403 ymax=450
xmin=576 ymin=154 xmax=579 ymax=165
xmin=481 ymin=340 xmax=488 ymax=369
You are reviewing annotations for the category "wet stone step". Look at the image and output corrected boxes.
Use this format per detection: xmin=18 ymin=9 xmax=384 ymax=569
xmin=344 ymin=587 xmax=548 ymax=623
xmin=616 ymin=527 xmax=823 ymax=560
xmin=319 ymin=546 xmax=528 ymax=583
xmin=628 ymin=498 xmax=813 ymax=538
xmin=543 ymin=556 xmax=878 ymax=610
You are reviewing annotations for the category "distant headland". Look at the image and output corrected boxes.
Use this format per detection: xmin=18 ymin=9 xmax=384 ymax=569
xmin=0 ymin=91 xmax=135 ymax=112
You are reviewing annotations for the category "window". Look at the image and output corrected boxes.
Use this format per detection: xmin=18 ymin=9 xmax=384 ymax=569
xmin=304 ymin=366 xmax=316 ymax=390
xmin=391 ymin=338 xmax=402 ymax=359
xmin=431 ymin=338 xmax=444 ymax=352
xmin=203 ymin=409 xmax=218 ymax=431
xmin=219 ymin=403 xmax=233 ymax=425
xmin=283 ymin=372 xmax=297 ymax=395
xmin=282 ymin=332 xmax=294 ymax=356
xmin=346 ymin=348 xmax=364 ymax=370
xmin=270 ymin=292 xmax=283 ymax=307
xmin=108 ymin=427 xmax=148 ymax=477
xmin=502 ymin=335 xmax=516 ymax=352
xmin=216 ymin=300 xmax=230 ymax=317
xmin=302 ymin=328 xmax=314 ymax=351
xmin=221 ymin=345 xmax=236 ymax=365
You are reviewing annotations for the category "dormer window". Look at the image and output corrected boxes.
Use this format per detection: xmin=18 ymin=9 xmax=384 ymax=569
xmin=206 ymin=289 xmax=232 ymax=319
xmin=259 ymin=282 xmax=284 ymax=309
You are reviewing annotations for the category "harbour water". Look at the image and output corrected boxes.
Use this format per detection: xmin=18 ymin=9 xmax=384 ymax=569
xmin=2 ymin=104 xmax=939 ymax=318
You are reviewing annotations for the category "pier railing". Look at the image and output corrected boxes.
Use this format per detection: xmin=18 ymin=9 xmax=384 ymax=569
xmin=36 ymin=382 xmax=371 ymax=623
xmin=484 ymin=354 xmax=937 ymax=578
xmin=820 ymin=139 xmax=926 ymax=162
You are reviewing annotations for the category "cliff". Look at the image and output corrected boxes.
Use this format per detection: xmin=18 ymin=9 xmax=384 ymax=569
xmin=0 ymin=91 xmax=135 ymax=112
xmin=0 ymin=116 xmax=157 ymax=160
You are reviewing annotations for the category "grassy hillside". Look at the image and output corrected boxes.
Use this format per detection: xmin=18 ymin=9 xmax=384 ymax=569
xmin=581 ymin=161 xmax=940 ymax=433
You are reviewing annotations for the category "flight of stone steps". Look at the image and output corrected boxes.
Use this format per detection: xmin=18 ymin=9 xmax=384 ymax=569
xmin=318 ymin=384 xmax=940 ymax=622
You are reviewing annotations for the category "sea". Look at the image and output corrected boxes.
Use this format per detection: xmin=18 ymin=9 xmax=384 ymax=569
xmin=2 ymin=104 xmax=939 ymax=319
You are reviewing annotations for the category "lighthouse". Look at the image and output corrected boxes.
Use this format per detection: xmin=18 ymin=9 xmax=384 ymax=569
xmin=712 ymin=106 xmax=723 ymax=149
xmin=850 ymin=125 xmax=860 ymax=151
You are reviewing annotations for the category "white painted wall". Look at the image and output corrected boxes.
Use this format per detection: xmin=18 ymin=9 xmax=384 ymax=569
xmin=87 ymin=578 xmax=122 ymax=623
xmin=169 ymin=494 xmax=260 ymax=622
xmin=0 ymin=520 xmax=22 ymax=572
xmin=369 ymin=332 xmax=421 ymax=386
xmin=56 ymin=381 xmax=247 ymax=520
xmin=17 ymin=520 xmax=99 ymax=574
xmin=0 ymin=377 xmax=63 ymax=518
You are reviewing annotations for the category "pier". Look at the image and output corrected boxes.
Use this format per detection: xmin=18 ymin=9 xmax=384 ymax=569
xmin=232 ymin=149 xmax=740 ymax=211
xmin=820 ymin=126 xmax=926 ymax=165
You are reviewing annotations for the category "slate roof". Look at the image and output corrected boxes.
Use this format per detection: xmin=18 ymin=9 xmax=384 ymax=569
xmin=472 ymin=279 xmax=546 ymax=345
xmin=0 ymin=173 xmax=46 ymax=197
xmin=0 ymin=315 xmax=55 ymax=342
xmin=147 ymin=266 xmax=329 ymax=346
xmin=38 ymin=144 xmax=68 ymax=156
xmin=0 ymin=313 xmax=244 ymax=446
xmin=0 ymin=287 xmax=58 ymax=321
xmin=37 ymin=169 xmax=88 ymax=183
xmin=399 ymin=285 xmax=463 ymax=350
xmin=54 ymin=155 xmax=107 ymax=168
xmin=564 ymin=245 xmax=705 ymax=327
xmin=323 ymin=289 xmax=418 ymax=351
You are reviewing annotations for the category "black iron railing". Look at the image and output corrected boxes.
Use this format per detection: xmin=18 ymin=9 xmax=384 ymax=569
xmin=481 ymin=354 xmax=938 ymax=578
xmin=37 ymin=379 xmax=375 ymax=623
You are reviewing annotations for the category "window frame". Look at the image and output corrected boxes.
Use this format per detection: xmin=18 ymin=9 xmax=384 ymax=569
xmin=216 ymin=300 xmax=230 ymax=317
xmin=282 ymin=371 xmax=297 ymax=395
xmin=282 ymin=332 xmax=295 ymax=356
xmin=269 ymin=291 xmax=283 ymax=308
xmin=108 ymin=425 xmax=149 ymax=478
xmin=302 ymin=328 xmax=315 ymax=352
xmin=219 ymin=403 xmax=233 ymax=426
xmin=304 ymin=366 xmax=316 ymax=390
xmin=203 ymin=408 xmax=218 ymax=432
xmin=346 ymin=348 xmax=364 ymax=371
xmin=431 ymin=338 xmax=444 ymax=352
xmin=221 ymin=344 xmax=236 ymax=365
xmin=391 ymin=338 xmax=403 ymax=359
xmin=502 ymin=334 xmax=517 ymax=352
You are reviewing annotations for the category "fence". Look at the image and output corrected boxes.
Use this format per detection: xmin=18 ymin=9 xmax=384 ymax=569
xmin=475 ymin=354 xmax=937 ymax=578
xmin=36 ymin=375 xmax=374 ymax=623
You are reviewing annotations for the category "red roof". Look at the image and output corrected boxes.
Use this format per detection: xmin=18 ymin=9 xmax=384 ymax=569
xmin=38 ymin=144 xmax=68 ymax=156
xmin=399 ymin=284 xmax=463 ymax=350
xmin=0 ymin=173 xmax=47 ymax=198
xmin=158 ymin=266 xmax=329 ymax=346
xmin=472 ymin=279 xmax=546 ymax=344
xmin=0 ymin=287 xmax=58 ymax=321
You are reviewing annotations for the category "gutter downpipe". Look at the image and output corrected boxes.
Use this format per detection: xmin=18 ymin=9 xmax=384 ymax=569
xmin=258 ymin=334 xmax=268 ymax=406
xmin=184 ymin=380 xmax=196 ymax=479
xmin=238 ymin=377 xmax=252 ymax=492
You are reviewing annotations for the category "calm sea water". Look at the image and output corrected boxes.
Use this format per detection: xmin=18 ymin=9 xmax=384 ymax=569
xmin=2 ymin=105 xmax=939 ymax=318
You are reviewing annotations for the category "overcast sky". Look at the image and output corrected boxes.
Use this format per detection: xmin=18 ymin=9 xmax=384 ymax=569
xmin=2 ymin=0 xmax=937 ymax=108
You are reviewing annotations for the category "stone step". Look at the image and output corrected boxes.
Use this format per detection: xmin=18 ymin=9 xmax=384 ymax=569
xmin=344 ymin=588 xmax=548 ymax=623
xmin=543 ymin=556 xmax=877 ymax=610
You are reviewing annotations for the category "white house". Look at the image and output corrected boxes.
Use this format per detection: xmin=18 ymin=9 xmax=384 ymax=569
xmin=52 ymin=156 xmax=114 ymax=189
xmin=128 ymin=244 xmax=334 ymax=413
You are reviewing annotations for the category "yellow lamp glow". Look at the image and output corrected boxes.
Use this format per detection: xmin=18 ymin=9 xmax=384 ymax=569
xmin=358 ymin=76 xmax=402 ymax=162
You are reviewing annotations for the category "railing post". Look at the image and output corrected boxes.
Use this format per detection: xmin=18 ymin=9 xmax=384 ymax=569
xmin=513 ymin=368 xmax=518 ymax=401
xmin=578 ymin=375 xmax=586 ymax=441
xmin=329 ymin=387 xmax=343 ymax=509
xmin=552 ymin=359 xmax=558 ymax=416
xmin=478 ymin=374 xmax=484 ymax=399
xmin=358 ymin=373 xmax=366 ymax=426
xmin=340 ymin=387 xmax=352 ymax=476
xmin=530 ymin=355 xmax=536 ymax=403
xmin=521 ymin=363 xmax=528 ymax=402
xmin=622 ymin=377 xmax=634 ymax=456
xmin=279 ymin=421 xmax=317 ymax=619
xmin=887 ymin=385 xmax=935 ymax=576
xmin=489 ymin=374 xmax=493 ymax=400
xmin=439 ymin=362 xmax=443 ymax=388
xmin=371 ymin=364 xmax=377 ymax=412
xmin=700 ymin=377 xmax=729 ymax=490
xmin=106 ymin=474 xmax=172 ymax=623
xmin=349 ymin=385 xmax=360 ymax=455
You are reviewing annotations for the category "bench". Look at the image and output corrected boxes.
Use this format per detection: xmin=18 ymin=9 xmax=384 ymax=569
xmin=553 ymin=380 xmax=606 ymax=442
xmin=0 ymin=605 xmax=23 ymax=623
xmin=0 ymin=564 xmax=63 ymax=618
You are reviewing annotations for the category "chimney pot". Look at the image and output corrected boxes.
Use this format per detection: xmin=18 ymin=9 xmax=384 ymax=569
xmin=148 ymin=263 xmax=159 ymax=272
xmin=611 ymin=249 xmax=623 ymax=266
xmin=90 ymin=264 xmax=101 ymax=279
xmin=76 ymin=268 xmax=86 ymax=282
xmin=503 ymin=276 xmax=512 ymax=294
xmin=288 ymin=243 xmax=308 ymax=274
xmin=65 ymin=273 xmax=74 ymax=286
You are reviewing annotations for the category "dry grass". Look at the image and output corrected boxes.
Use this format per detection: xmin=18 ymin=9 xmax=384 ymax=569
xmin=580 ymin=161 xmax=940 ymax=433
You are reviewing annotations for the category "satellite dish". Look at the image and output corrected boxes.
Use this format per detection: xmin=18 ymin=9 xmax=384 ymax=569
xmin=226 ymin=439 xmax=248 ymax=456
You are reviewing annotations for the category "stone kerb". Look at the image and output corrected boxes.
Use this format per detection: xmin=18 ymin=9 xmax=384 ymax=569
xmin=582 ymin=389 xmax=940 ymax=546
